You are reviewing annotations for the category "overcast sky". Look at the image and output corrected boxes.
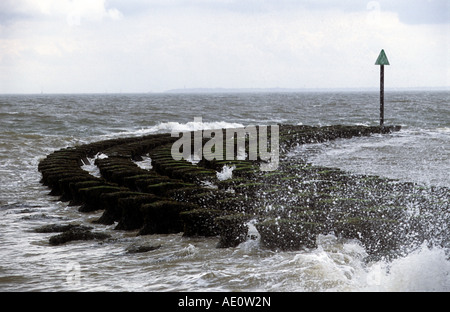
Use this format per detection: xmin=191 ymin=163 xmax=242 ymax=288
xmin=0 ymin=0 xmax=449 ymax=93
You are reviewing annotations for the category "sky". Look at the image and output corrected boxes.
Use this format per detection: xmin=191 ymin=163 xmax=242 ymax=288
xmin=0 ymin=0 xmax=449 ymax=93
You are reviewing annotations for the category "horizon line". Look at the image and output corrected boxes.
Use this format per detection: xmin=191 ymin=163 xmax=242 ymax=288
xmin=1 ymin=86 xmax=449 ymax=95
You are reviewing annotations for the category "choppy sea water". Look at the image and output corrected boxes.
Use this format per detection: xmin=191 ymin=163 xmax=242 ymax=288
xmin=0 ymin=91 xmax=449 ymax=292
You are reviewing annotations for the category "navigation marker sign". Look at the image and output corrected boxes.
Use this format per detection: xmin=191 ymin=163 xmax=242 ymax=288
xmin=375 ymin=49 xmax=390 ymax=66
xmin=375 ymin=49 xmax=390 ymax=126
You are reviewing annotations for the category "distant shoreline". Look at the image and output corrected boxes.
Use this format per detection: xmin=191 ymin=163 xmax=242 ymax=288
xmin=164 ymin=87 xmax=450 ymax=94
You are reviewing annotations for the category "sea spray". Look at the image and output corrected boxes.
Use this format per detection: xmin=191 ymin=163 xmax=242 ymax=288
xmin=217 ymin=165 xmax=235 ymax=181
xmin=362 ymin=243 xmax=450 ymax=292
xmin=81 ymin=153 xmax=108 ymax=177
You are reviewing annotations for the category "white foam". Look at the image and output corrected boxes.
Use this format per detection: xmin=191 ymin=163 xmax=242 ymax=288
xmin=155 ymin=120 xmax=245 ymax=133
xmin=173 ymin=244 xmax=199 ymax=259
xmin=134 ymin=154 xmax=152 ymax=170
xmin=253 ymin=235 xmax=450 ymax=292
xmin=216 ymin=165 xmax=235 ymax=181
xmin=80 ymin=153 xmax=108 ymax=177
xmin=96 ymin=153 xmax=108 ymax=159
xmin=363 ymin=243 xmax=450 ymax=291
xmin=97 ymin=120 xmax=246 ymax=140
xmin=200 ymin=180 xmax=218 ymax=189
xmin=310 ymin=237 xmax=450 ymax=292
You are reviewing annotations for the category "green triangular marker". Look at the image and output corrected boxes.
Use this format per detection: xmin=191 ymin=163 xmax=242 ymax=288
xmin=375 ymin=49 xmax=390 ymax=65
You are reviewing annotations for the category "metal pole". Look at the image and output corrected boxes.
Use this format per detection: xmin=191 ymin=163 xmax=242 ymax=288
xmin=380 ymin=65 xmax=384 ymax=127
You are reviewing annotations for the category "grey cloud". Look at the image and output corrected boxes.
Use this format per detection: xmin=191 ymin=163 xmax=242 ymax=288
xmin=3 ymin=0 xmax=448 ymax=25
xmin=380 ymin=0 xmax=449 ymax=25
xmin=106 ymin=0 xmax=366 ymax=14
xmin=0 ymin=1 xmax=33 ymax=25
xmin=288 ymin=0 xmax=450 ymax=25
xmin=107 ymin=0 xmax=448 ymax=24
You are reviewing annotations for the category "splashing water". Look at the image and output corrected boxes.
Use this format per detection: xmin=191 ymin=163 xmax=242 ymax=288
xmin=362 ymin=242 xmax=450 ymax=291
xmin=216 ymin=165 xmax=235 ymax=181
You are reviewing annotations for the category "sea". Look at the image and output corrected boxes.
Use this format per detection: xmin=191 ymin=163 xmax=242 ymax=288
xmin=0 ymin=91 xmax=449 ymax=292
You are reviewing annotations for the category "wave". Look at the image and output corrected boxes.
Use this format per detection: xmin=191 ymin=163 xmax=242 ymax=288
xmin=150 ymin=120 xmax=246 ymax=133
xmin=362 ymin=242 xmax=450 ymax=291
xmin=230 ymin=234 xmax=450 ymax=292
xmin=94 ymin=120 xmax=246 ymax=141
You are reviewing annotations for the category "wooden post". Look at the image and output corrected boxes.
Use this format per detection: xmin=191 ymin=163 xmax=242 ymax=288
xmin=375 ymin=49 xmax=389 ymax=127
xmin=380 ymin=64 xmax=384 ymax=126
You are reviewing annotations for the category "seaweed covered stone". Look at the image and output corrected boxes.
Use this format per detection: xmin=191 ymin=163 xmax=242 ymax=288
xmin=37 ymin=123 xmax=446 ymax=261
xmin=48 ymin=227 xmax=110 ymax=245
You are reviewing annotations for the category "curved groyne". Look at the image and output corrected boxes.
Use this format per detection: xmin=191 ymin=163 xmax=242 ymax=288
xmin=37 ymin=125 xmax=448 ymax=259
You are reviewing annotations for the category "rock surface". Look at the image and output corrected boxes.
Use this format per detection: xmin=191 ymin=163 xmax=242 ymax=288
xmin=48 ymin=227 xmax=110 ymax=246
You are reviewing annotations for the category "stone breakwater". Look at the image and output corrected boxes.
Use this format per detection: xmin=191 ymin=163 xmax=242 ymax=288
xmin=37 ymin=125 xmax=449 ymax=259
